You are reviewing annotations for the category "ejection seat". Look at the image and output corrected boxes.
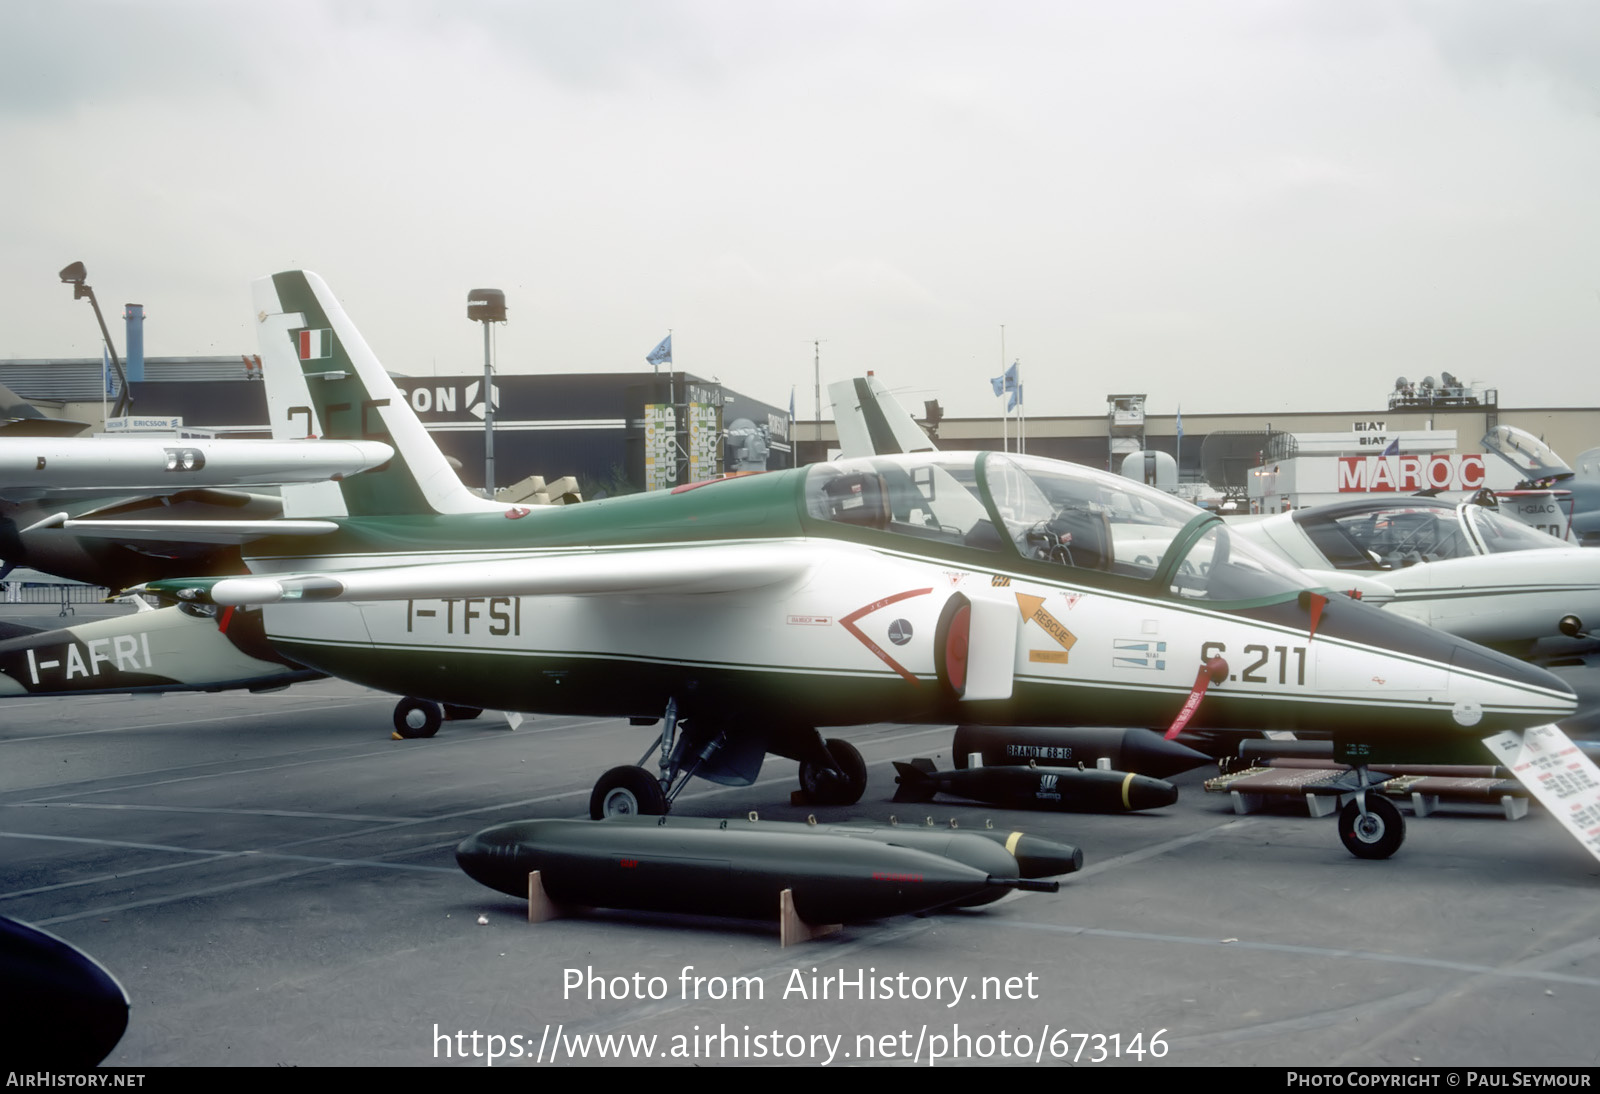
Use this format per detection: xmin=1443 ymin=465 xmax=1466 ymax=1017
xmin=820 ymin=472 xmax=891 ymax=530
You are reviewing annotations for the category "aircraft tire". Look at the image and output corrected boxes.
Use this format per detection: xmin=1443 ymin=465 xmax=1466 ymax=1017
xmin=798 ymin=738 xmax=868 ymax=806
xmin=392 ymin=698 xmax=444 ymax=739
xmin=590 ymin=766 xmax=668 ymax=819
xmin=1338 ymin=796 xmax=1405 ymax=860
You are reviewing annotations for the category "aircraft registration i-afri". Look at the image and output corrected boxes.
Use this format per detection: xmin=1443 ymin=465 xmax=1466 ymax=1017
xmin=134 ymin=272 xmax=1576 ymax=860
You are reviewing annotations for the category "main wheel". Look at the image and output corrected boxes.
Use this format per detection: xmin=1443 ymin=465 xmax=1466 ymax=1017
xmin=1338 ymin=796 xmax=1405 ymax=860
xmin=590 ymin=766 xmax=668 ymax=819
xmin=392 ymin=697 xmax=444 ymax=739
xmin=798 ymin=738 xmax=868 ymax=806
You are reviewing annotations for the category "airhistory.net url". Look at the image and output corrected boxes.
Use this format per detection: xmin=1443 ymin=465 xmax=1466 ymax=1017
xmin=431 ymin=1022 xmax=1169 ymax=1065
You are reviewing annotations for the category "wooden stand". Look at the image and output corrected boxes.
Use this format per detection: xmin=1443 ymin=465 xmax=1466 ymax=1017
xmin=779 ymin=888 xmax=840 ymax=947
xmin=527 ymin=871 xmax=579 ymax=923
xmin=525 ymin=873 xmax=841 ymax=946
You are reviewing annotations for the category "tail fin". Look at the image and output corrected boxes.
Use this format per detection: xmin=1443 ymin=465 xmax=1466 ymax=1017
xmin=891 ymin=758 xmax=939 ymax=803
xmin=828 ymin=374 xmax=937 ymax=459
xmin=252 ymin=271 xmax=507 ymax=518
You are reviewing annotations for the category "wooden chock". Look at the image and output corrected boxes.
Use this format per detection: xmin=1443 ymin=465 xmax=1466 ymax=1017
xmin=779 ymin=888 xmax=841 ymax=947
xmin=527 ymin=870 xmax=563 ymax=923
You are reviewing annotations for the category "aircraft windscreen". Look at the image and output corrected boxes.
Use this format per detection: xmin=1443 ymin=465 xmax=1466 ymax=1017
xmin=983 ymin=454 xmax=1203 ymax=579
xmin=1464 ymin=506 xmax=1567 ymax=553
xmin=1307 ymin=505 xmax=1475 ymax=568
xmin=1169 ymin=523 xmax=1312 ymax=602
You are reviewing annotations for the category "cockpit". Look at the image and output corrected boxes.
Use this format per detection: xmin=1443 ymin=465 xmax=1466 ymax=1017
xmin=1289 ymin=499 xmax=1562 ymax=570
xmin=805 ymin=452 xmax=1311 ymax=604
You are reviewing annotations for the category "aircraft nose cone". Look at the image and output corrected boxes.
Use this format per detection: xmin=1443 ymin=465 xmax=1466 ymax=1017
xmin=1447 ymin=642 xmax=1577 ymax=731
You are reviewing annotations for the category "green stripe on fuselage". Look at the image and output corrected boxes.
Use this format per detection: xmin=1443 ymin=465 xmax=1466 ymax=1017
xmin=244 ymin=468 xmax=809 ymax=564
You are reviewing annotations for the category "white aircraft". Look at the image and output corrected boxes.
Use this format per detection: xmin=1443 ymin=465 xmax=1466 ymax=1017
xmin=120 ymin=271 xmax=1579 ymax=861
xmin=1482 ymin=424 xmax=1600 ymax=545
xmin=0 ymin=394 xmax=391 ymax=700
xmin=1230 ymin=498 xmax=1600 ymax=650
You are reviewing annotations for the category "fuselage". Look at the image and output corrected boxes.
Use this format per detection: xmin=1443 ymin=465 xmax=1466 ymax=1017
xmin=233 ymin=453 xmax=1575 ymax=743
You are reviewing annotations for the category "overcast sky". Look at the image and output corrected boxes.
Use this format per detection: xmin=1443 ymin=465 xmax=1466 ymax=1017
xmin=2 ymin=0 xmax=1597 ymax=421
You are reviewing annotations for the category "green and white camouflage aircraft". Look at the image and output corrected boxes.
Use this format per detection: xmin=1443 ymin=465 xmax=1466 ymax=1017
xmin=134 ymin=272 xmax=1574 ymax=859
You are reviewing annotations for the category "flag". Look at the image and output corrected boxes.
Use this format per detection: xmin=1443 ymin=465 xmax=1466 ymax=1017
xmin=1008 ymin=382 xmax=1022 ymax=413
xmin=298 ymin=329 xmax=332 ymax=360
xmin=102 ymin=346 xmax=115 ymax=397
xmin=1381 ymin=438 xmax=1400 ymax=456
xmin=646 ymin=334 xmax=672 ymax=368
xmin=788 ymin=385 xmax=795 ymax=422
xmin=1175 ymin=407 xmax=1183 ymax=443
xmin=989 ymin=361 xmax=1018 ymax=398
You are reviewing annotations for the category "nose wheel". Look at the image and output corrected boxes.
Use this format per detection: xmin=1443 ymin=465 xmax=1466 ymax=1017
xmin=1338 ymin=794 xmax=1405 ymax=860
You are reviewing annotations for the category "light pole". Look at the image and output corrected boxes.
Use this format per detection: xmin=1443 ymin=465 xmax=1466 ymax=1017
xmin=58 ymin=262 xmax=131 ymax=418
xmin=467 ymin=288 xmax=506 ymax=498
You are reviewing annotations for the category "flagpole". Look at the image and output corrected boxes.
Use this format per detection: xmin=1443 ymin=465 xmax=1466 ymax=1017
xmin=999 ymin=325 xmax=1007 ymax=453
xmin=1016 ymin=359 xmax=1025 ymax=455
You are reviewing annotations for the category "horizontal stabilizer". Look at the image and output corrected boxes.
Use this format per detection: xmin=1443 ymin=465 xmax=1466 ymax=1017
xmin=161 ymin=543 xmax=815 ymax=606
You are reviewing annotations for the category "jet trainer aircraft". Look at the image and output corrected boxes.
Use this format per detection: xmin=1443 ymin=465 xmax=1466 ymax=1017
xmin=136 ymin=272 xmax=1575 ymax=860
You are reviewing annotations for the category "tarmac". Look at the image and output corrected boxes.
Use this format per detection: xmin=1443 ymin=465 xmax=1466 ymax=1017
xmin=2 ymin=604 xmax=1599 ymax=1068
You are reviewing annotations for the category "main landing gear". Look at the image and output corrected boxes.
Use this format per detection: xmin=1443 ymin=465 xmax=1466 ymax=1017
xmin=798 ymin=738 xmax=869 ymax=807
xmin=391 ymin=698 xmax=485 ymax=739
xmin=587 ymin=699 xmax=869 ymax=819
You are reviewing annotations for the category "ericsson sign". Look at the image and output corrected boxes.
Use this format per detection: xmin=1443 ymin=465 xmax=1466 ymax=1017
xmin=1337 ymin=454 xmax=1486 ymax=493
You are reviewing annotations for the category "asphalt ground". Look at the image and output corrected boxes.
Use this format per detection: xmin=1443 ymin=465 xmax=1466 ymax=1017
xmin=2 ymin=605 xmax=1599 ymax=1068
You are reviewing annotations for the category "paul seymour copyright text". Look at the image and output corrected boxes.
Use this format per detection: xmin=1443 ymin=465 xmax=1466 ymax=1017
xmin=430 ymin=963 xmax=1170 ymax=1065
xmin=1288 ymin=1076 xmax=1591 ymax=1088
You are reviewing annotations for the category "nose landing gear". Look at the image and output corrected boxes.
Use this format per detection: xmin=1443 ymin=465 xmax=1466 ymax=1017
xmin=1338 ymin=793 xmax=1406 ymax=860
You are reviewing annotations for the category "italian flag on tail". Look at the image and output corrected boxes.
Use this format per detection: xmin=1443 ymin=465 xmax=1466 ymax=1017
xmin=298 ymin=329 xmax=333 ymax=360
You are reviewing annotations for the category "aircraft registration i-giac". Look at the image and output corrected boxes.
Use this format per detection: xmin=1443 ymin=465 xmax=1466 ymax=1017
xmin=132 ymin=271 xmax=1577 ymax=859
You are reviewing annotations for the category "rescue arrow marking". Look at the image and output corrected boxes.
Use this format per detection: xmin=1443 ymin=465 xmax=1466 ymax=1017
xmin=1016 ymin=593 xmax=1077 ymax=658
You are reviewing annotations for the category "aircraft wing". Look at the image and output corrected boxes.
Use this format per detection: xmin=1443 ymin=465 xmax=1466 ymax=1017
xmin=151 ymin=543 xmax=816 ymax=605
xmin=0 ymin=438 xmax=394 ymax=501
xmin=57 ymin=518 xmax=342 ymax=545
